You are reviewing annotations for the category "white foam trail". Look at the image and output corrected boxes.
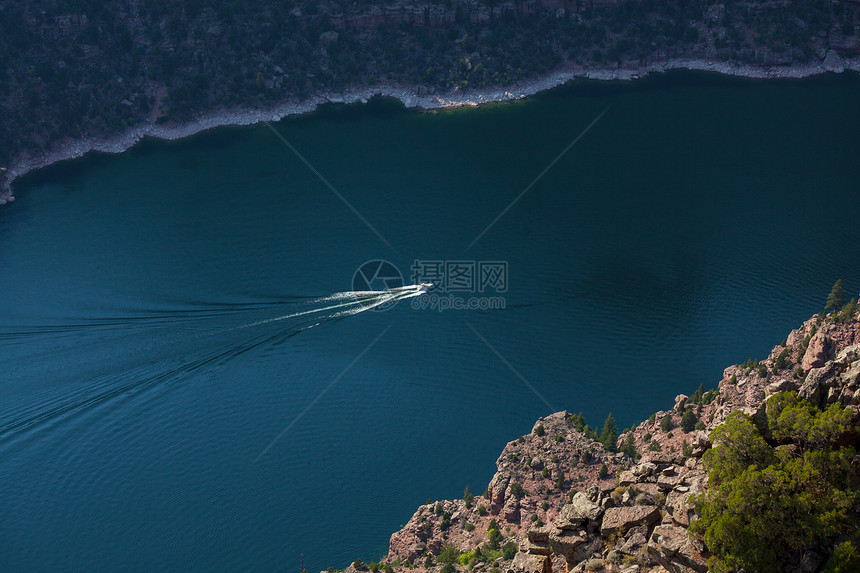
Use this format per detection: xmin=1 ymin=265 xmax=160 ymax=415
xmin=233 ymin=286 xmax=426 ymax=330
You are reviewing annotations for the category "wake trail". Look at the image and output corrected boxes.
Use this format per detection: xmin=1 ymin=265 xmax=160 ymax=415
xmin=0 ymin=286 xmax=427 ymax=443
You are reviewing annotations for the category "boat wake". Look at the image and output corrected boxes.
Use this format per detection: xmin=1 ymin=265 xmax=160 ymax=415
xmin=0 ymin=285 xmax=429 ymax=444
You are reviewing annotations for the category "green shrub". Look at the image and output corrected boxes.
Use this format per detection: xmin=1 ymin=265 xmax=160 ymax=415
xmin=508 ymin=453 xmax=519 ymax=462
xmin=479 ymin=547 xmax=501 ymax=562
xmin=440 ymin=564 xmax=456 ymax=573
xmin=353 ymin=560 xmax=367 ymax=571
xmin=487 ymin=519 xmax=503 ymax=549
xmin=825 ymin=540 xmax=860 ymax=572
xmin=438 ymin=543 xmax=460 ymax=565
xmin=648 ymin=441 xmax=661 ymax=452
xmin=661 ymin=414 xmax=674 ymax=433
xmin=773 ymin=348 xmax=791 ymax=372
xmin=510 ymin=483 xmax=525 ymax=499
xmin=464 ymin=522 xmax=475 ymax=532
xmin=643 ymin=433 xmax=652 ymax=443
xmin=598 ymin=462 xmax=608 ymax=479
xmin=691 ymin=402 xmax=860 ymax=572
xmin=542 ymin=501 xmax=549 ymax=510
xmin=501 ymin=542 xmax=517 ymax=560
xmin=457 ymin=552 xmax=476 ymax=566
xmin=534 ymin=424 xmax=545 ymax=437
xmin=440 ymin=511 xmax=451 ymax=531
xmin=836 ymin=298 xmax=858 ymax=323
xmin=681 ymin=408 xmax=698 ymax=433
xmin=477 ymin=505 xmax=488 ymax=516
xmin=541 ymin=467 xmax=549 ymax=478
xmin=530 ymin=513 xmax=538 ymax=522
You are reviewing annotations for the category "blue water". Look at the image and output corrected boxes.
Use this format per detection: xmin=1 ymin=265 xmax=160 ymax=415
xmin=1 ymin=71 xmax=860 ymax=571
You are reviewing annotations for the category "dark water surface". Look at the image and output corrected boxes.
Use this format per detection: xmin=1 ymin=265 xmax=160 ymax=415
xmin=2 ymin=72 xmax=860 ymax=571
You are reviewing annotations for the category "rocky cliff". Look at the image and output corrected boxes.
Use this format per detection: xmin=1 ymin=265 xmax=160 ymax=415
xmin=335 ymin=305 xmax=860 ymax=573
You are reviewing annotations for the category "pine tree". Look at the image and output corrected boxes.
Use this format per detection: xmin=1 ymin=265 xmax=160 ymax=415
xmin=620 ymin=433 xmax=638 ymax=459
xmin=825 ymin=279 xmax=846 ymax=311
xmin=464 ymin=485 xmax=473 ymax=509
xmin=601 ymin=413 xmax=619 ymax=452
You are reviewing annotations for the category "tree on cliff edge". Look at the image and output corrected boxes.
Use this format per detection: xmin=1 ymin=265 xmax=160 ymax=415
xmin=826 ymin=279 xmax=846 ymax=311
xmin=601 ymin=413 xmax=619 ymax=452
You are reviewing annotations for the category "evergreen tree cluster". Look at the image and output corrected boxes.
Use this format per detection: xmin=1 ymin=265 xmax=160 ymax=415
xmin=691 ymin=392 xmax=860 ymax=572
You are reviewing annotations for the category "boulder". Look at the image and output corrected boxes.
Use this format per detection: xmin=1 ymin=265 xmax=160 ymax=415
xmin=319 ymin=30 xmax=339 ymax=44
xmin=600 ymin=505 xmax=660 ymax=535
xmin=823 ymin=49 xmax=845 ymax=73
xmin=657 ymin=474 xmax=683 ymax=491
xmin=649 ymin=524 xmax=707 ymax=572
xmin=766 ymin=378 xmax=798 ymax=396
xmin=548 ymin=529 xmax=587 ymax=556
xmin=836 ymin=344 xmax=860 ymax=365
xmin=556 ymin=492 xmax=603 ymax=529
xmin=802 ymin=332 xmax=828 ymax=370
xmin=634 ymin=462 xmax=658 ymax=476
xmin=640 ymin=453 xmax=674 ymax=468
xmin=508 ymin=552 xmax=551 ymax=573
xmin=665 ymin=491 xmax=692 ymax=526
xmin=527 ymin=528 xmax=549 ymax=543
xmin=634 ymin=483 xmax=660 ymax=497
xmin=799 ymin=361 xmax=839 ymax=406
xmin=620 ymin=531 xmax=648 ymax=554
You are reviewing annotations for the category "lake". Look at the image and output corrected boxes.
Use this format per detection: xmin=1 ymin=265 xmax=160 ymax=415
xmin=1 ymin=71 xmax=859 ymax=571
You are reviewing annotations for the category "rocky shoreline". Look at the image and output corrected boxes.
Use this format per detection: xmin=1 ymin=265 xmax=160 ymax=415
xmin=2 ymin=54 xmax=858 ymax=206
